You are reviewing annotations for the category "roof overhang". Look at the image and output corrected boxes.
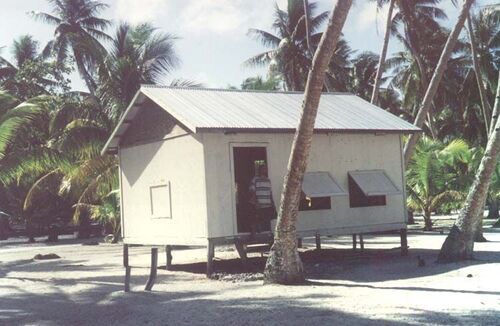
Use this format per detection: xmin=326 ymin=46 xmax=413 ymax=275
xmin=101 ymin=89 xmax=198 ymax=155
xmin=101 ymin=86 xmax=422 ymax=155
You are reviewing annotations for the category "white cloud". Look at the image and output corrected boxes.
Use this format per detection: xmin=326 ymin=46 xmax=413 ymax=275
xmin=115 ymin=0 xmax=167 ymax=24
xmin=179 ymin=0 xmax=274 ymax=35
xmin=355 ymin=1 xmax=390 ymax=34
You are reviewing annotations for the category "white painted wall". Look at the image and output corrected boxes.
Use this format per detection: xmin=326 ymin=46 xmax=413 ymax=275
xmin=202 ymin=132 xmax=406 ymax=238
xmin=120 ymin=133 xmax=208 ymax=245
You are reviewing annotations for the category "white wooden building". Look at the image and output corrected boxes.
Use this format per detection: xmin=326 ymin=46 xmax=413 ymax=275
xmin=102 ymin=86 xmax=420 ymax=283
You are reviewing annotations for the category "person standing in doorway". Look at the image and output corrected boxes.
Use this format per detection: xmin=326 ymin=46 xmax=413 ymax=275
xmin=248 ymin=164 xmax=276 ymax=236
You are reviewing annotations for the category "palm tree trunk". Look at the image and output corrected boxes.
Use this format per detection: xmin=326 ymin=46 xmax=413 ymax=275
xmin=303 ymin=0 xmax=313 ymax=56
xmin=489 ymin=59 xmax=500 ymax=137
xmin=487 ymin=196 xmax=499 ymax=219
xmin=437 ymin=70 xmax=500 ymax=263
xmin=263 ymin=0 xmax=353 ymax=285
xmin=467 ymin=13 xmax=491 ymax=137
xmin=403 ymin=0 xmax=475 ymax=167
xmin=74 ymin=49 xmax=97 ymax=95
xmin=423 ymin=209 xmax=433 ymax=231
xmin=371 ymin=0 xmax=396 ymax=105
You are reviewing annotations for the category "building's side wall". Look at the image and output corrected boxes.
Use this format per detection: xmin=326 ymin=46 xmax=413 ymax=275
xmin=119 ymin=103 xmax=208 ymax=245
xmin=203 ymin=132 xmax=406 ymax=238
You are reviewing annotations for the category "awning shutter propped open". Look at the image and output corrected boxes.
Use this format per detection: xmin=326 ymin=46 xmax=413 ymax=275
xmin=348 ymin=170 xmax=400 ymax=196
xmin=302 ymin=172 xmax=346 ymax=197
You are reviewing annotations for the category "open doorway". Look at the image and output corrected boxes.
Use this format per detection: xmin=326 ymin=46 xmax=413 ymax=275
xmin=233 ymin=146 xmax=271 ymax=233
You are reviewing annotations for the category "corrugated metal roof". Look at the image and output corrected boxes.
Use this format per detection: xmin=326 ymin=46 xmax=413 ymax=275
xmin=102 ymin=86 xmax=420 ymax=154
xmin=348 ymin=170 xmax=401 ymax=196
xmin=302 ymin=172 xmax=346 ymax=197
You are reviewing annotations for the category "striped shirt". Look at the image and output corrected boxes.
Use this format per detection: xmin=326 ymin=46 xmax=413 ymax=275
xmin=249 ymin=176 xmax=273 ymax=208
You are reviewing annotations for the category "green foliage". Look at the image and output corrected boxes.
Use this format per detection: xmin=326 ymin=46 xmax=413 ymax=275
xmin=245 ymin=0 xmax=329 ymax=91
xmin=406 ymin=137 xmax=486 ymax=229
xmin=1 ymin=0 xmax=499 ymax=239
xmin=0 ymin=1 xmax=185 ymax=239
xmin=80 ymin=190 xmax=120 ymax=238
xmin=99 ymin=22 xmax=179 ymax=119
xmin=241 ymin=75 xmax=282 ymax=91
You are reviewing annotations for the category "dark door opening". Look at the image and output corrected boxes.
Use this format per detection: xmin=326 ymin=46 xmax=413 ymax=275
xmin=233 ymin=146 xmax=271 ymax=233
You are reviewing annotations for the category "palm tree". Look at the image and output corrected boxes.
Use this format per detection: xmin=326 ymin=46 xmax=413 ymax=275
xmin=0 ymin=35 xmax=38 ymax=78
xmin=0 ymin=35 xmax=68 ymax=100
xmin=245 ymin=0 xmax=329 ymax=91
xmin=99 ymin=22 xmax=179 ymax=119
xmin=0 ymin=90 xmax=116 ymax=239
xmin=468 ymin=6 xmax=500 ymax=130
xmin=406 ymin=138 xmax=470 ymax=230
xmin=348 ymin=51 xmax=381 ymax=101
xmin=30 ymin=0 xmax=111 ymax=94
xmin=403 ymin=0 xmax=476 ymax=167
xmin=467 ymin=13 xmax=490 ymax=137
xmin=438 ymin=70 xmax=500 ymax=262
xmin=370 ymin=0 xmax=396 ymax=105
xmin=241 ymin=75 xmax=282 ymax=90
xmin=264 ymin=0 xmax=353 ymax=285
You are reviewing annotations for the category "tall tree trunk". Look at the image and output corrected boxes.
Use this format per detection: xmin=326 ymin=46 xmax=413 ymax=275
xmin=437 ymin=70 xmax=500 ymax=263
xmin=371 ymin=0 xmax=396 ymax=105
xmin=423 ymin=208 xmax=433 ymax=231
xmin=303 ymin=0 xmax=313 ymax=56
xmin=73 ymin=49 xmax=97 ymax=95
xmin=487 ymin=196 xmax=499 ymax=219
xmin=490 ymin=72 xmax=500 ymax=136
xmin=403 ymin=0 xmax=476 ymax=167
xmin=467 ymin=13 xmax=491 ymax=137
xmin=263 ymin=0 xmax=353 ymax=285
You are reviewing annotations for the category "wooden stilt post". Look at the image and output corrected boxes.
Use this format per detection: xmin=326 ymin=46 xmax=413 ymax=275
xmin=123 ymin=244 xmax=131 ymax=292
xmin=359 ymin=234 xmax=364 ymax=250
xmin=165 ymin=245 xmax=172 ymax=270
xmin=400 ymin=228 xmax=408 ymax=256
xmin=207 ymin=240 xmax=215 ymax=278
xmin=315 ymin=233 xmax=321 ymax=250
xmin=234 ymin=239 xmax=247 ymax=262
xmin=352 ymin=234 xmax=357 ymax=250
xmin=297 ymin=238 xmax=303 ymax=248
xmin=145 ymin=248 xmax=158 ymax=291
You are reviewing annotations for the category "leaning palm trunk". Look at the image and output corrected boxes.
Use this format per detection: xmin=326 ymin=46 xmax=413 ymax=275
xmin=263 ymin=0 xmax=353 ymax=285
xmin=467 ymin=13 xmax=491 ymax=136
xmin=403 ymin=0 xmax=475 ymax=167
xmin=74 ymin=49 xmax=97 ymax=95
xmin=437 ymin=70 xmax=500 ymax=262
xmin=371 ymin=0 xmax=396 ymax=105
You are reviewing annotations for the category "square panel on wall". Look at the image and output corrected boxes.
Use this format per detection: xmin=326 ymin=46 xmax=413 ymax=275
xmin=150 ymin=183 xmax=172 ymax=218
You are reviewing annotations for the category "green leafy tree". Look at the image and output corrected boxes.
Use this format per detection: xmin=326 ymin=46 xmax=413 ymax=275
xmin=406 ymin=138 xmax=471 ymax=230
xmin=241 ymin=75 xmax=282 ymax=90
xmin=30 ymin=0 xmax=111 ymax=94
xmin=99 ymin=22 xmax=179 ymax=118
xmin=0 ymin=35 xmax=70 ymax=100
xmin=245 ymin=0 xmax=329 ymax=91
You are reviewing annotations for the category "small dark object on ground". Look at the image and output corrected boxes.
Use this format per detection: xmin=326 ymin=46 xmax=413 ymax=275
xmin=82 ymin=241 xmax=99 ymax=246
xmin=417 ymin=255 xmax=426 ymax=267
xmin=467 ymin=274 xmax=473 ymax=278
xmin=34 ymin=253 xmax=60 ymax=260
xmin=212 ymin=272 xmax=263 ymax=282
xmin=47 ymin=224 xmax=59 ymax=242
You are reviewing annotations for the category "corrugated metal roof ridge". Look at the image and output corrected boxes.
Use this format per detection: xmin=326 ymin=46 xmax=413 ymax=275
xmin=140 ymin=84 xmax=353 ymax=96
xmin=139 ymin=85 xmax=421 ymax=133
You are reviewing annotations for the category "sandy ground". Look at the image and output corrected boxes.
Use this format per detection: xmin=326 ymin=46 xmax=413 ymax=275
xmin=1 ymin=222 xmax=500 ymax=325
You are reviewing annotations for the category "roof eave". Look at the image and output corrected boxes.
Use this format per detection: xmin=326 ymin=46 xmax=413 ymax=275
xmin=101 ymin=90 xmax=144 ymax=155
xmin=197 ymin=127 xmax=422 ymax=134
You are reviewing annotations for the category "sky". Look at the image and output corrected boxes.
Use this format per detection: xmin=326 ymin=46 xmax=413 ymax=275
xmin=0 ymin=0 xmax=497 ymax=91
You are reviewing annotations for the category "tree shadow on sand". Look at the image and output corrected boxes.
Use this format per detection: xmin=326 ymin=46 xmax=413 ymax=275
xmin=1 ymin=275 xmax=498 ymax=326
xmin=165 ymin=246 xmax=500 ymax=284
